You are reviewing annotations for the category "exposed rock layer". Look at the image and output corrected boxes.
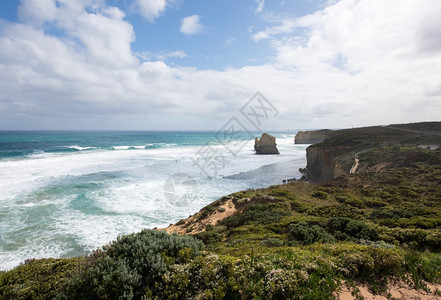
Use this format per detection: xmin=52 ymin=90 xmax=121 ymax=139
xmin=295 ymin=129 xmax=333 ymax=144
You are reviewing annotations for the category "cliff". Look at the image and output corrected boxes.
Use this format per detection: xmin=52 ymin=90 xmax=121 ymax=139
xmin=294 ymin=129 xmax=333 ymax=144
xmin=305 ymin=123 xmax=441 ymax=183
xmin=254 ymin=133 xmax=279 ymax=154
xmin=305 ymin=147 xmax=350 ymax=183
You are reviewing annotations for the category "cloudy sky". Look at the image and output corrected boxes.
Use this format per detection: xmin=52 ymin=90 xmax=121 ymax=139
xmin=0 ymin=0 xmax=440 ymax=130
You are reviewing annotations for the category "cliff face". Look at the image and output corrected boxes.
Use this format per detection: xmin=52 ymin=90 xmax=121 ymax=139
xmin=306 ymin=147 xmax=349 ymax=183
xmin=295 ymin=129 xmax=332 ymax=144
xmin=304 ymin=123 xmax=441 ymax=183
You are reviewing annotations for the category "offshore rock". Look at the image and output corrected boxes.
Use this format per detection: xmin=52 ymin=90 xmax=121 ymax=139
xmin=254 ymin=133 xmax=280 ymax=154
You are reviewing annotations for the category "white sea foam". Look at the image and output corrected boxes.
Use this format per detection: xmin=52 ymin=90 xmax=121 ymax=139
xmin=67 ymin=146 xmax=98 ymax=151
xmin=112 ymin=145 xmax=147 ymax=150
xmin=0 ymin=135 xmax=307 ymax=270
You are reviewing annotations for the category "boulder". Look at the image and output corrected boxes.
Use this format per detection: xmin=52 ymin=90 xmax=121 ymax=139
xmin=254 ymin=133 xmax=280 ymax=154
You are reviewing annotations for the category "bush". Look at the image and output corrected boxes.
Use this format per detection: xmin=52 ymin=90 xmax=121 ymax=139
xmin=308 ymin=205 xmax=366 ymax=219
xmin=157 ymin=252 xmax=338 ymax=299
xmin=196 ymin=230 xmax=222 ymax=245
xmin=402 ymin=250 xmax=441 ymax=289
xmin=261 ymin=238 xmax=284 ymax=247
xmin=370 ymin=209 xmax=415 ymax=220
xmin=271 ymin=188 xmax=290 ymax=198
xmin=333 ymin=244 xmax=404 ymax=285
xmin=61 ymin=229 xmax=204 ymax=299
xmin=327 ymin=218 xmax=379 ymax=241
xmin=378 ymin=227 xmax=441 ymax=251
xmin=311 ymin=191 xmax=328 ymax=199
xmin=0 ymin=258 xmax=80 ymax=300
xmin=288 ymin=222 xmax=335 ymax=245
xmin=364 ymin=199 xmax=388 ymax=208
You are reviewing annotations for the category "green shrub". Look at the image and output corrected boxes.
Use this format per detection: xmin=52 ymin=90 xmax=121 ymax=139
xmin=271 ymin=188 xmax=290 ymax=198
xmin=157 ymin=252 xmax=338 ymax=299
xmin=288 ymin=222 xmax=335 ymax=245
xmin=261 ymin=238 xmax=284 ymax=247
xmin=311 ymin=191 xmax=328 ymax=199
xmin=370 ymin=209 xmax=414 ymax=220
xmin=378 ymin=226 xmax=441 ymax=251
xmin=333 ymin=245 xmax=404 ymax=285
xmin=0 ymin=258 xmax=80 ymax=300
xmin=364 ymin=199 xmax=388 ymax=208
xmin=61 ymin=229 xmax=204 ymax=299
xmin=196 ymin=230 xmax=222 ymax=245
xmin=308 ymin=205 xmax=366 ymax=219
xmin=378 ymin=217 xmax=441 ymax=229
xmin=327 ymin=218 xmax=379 ymax=241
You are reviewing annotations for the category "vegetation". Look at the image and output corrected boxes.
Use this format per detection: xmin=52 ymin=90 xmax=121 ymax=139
xmin=1 ymin=122 xmax=441 ymax=299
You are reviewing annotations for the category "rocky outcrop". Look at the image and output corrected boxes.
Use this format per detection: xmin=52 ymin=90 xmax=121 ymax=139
xmin=254 ymin=133 xmax=279 ymax=154
xmin=295 ymin=129 xmax=333 ymax=144
xmin=305 ymin=147 xmax=351 ymax=183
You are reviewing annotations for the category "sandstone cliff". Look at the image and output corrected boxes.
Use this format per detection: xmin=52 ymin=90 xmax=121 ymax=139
xmin=254 ymin=133 xmax=279 ymax=154
xmin=305 ymin=147 xmax=353 ymax=183
xmin=305 ymin=123 xmax=441 ymax=183
xmin=294 ymin=129 xmax=333 ymax=144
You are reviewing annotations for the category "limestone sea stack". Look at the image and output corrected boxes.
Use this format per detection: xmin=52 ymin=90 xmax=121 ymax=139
xmin=294 ymin=129 xmax=333 ymax=144
xmin=254 ymin=133 xmax=280 ymax=154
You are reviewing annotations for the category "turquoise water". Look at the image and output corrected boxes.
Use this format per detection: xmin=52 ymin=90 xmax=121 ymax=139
xmin=0 ymin=131 xmax=308 ymax=270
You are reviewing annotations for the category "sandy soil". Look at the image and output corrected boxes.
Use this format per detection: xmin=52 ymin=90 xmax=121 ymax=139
xmin=163 ymin=197 xmax=240 ymax=235
xmin=336 ymin=281 xmax=441 ymax=300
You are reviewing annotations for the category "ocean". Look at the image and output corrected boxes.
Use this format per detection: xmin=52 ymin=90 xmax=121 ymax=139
xmin=0 ymin=131 xmax=308 ymax=270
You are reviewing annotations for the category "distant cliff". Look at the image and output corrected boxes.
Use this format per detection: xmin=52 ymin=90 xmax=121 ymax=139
xmin=294 ymin=129 xmax=333 ymax=144
xmin=305 ymin=123 xmax=441 ymax=183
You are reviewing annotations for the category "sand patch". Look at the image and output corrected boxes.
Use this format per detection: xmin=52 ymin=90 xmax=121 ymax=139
xmin=162 ymin=198 xmax=240 ymax=235
xmin=336 ymin=281 xmax=441 ymax=300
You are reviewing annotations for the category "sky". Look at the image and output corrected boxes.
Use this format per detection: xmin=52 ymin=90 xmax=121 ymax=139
xmin=0 ymin=0 xmax=440 ymax=130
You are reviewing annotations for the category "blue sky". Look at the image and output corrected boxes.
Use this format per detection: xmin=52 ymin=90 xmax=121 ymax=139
xmin=0 ymin=0 xmax=440 ymax=130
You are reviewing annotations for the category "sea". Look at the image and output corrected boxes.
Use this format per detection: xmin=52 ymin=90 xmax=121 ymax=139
xmin=0 ymin=131 xmax=308 ymax=270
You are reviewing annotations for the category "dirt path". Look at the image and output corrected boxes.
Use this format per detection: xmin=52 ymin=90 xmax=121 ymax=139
xmin=350 ymin=155 xmax=359 ymax=174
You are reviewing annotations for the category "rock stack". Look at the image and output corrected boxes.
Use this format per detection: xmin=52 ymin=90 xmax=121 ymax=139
xmin=254 ymin=133 xmax=280 ymax=154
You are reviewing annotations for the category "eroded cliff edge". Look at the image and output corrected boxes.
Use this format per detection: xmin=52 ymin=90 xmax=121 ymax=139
xmin=305 ymin=122 xmax=441 ymax=183
xmin=294 ymin=129 xmax=333 ymax=144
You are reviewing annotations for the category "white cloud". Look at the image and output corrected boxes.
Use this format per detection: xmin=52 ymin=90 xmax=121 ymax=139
xmin=1 ymin=0 xmax=441 ymax=130
xmin=136 ymin=50 xmax=187 ymax=61
xmin=18 ymin=0 xmax=57 ymax=25
xmin=225 ymin=38 xmax=236 ymax=46
xmin=255 ymin=0 xmax=264 ymax=13
xmin=253 ymin=18 xmax=297 ymax=41
xmin=135 ymin=0 xmax=167 ymax=22
xmin=260 ymin=0 xmax=441 ymax=125
xmin=180 ymin=15 xmax=203 ymax=35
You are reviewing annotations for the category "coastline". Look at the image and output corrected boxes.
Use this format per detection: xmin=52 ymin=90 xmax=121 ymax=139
xmin=1 ymin=123 xmax=441 ymax=299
